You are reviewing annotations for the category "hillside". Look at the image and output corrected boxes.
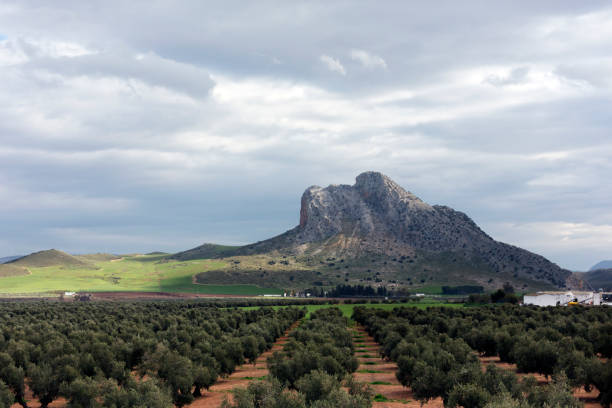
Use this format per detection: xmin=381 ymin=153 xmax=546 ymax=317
xmin=578 ymin=269 xmax=612 ymax=291
xmin=177 ymin=171 xmax=571 ymax=292
xmin=173 ymin=244 xmax=241 ymax=260
xmin=8 ymin=249 xmax=96 ymax=269
xmin=590 ymin=260 xmax=612 ymax=271
xmin=0 ymin=264 xmax=29 ymax=277
xmin=76 ymin=253 xmax=122 ymax=262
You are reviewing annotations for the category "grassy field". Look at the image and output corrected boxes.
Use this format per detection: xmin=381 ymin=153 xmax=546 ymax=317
xmin=230 ymin=300 xmax=464 ymax=318
xmin=0 ymin=254 xmax=283 ymax=296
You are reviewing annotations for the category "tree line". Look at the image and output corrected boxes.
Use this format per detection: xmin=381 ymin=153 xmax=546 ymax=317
xmin=326 ymin=284 xmax=388 ymax=298
xmin=353 ymin=305 xmax=612 ymax=407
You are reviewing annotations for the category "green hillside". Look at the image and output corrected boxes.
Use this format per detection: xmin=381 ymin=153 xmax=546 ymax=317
xmin=0 ymin=264 xmax=29 ymax=278
xmin=9 ymin=249 xmax=95 ymax=268
xmin=0 ymin=245 xmax=556 ymax=296
xmin=76 ymin=253 xmax=122 ymax=262
xmin=0 ymin=253 xmax=282 ymax=296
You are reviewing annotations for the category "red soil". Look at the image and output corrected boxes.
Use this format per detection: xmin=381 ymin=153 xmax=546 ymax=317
xmin=186 ymin=320 xmax=300 ymax=407
xmin=10 ymin=388 xmax=66 ymax=408
xmin=352 ymin=326 xmax=443 ymax=408
xmin=90 ymin=292 xmax=258 ymax=300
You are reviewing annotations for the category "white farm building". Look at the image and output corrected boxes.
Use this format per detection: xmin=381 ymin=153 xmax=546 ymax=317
xmin=523 ymin=291 xmax=611 ymax=307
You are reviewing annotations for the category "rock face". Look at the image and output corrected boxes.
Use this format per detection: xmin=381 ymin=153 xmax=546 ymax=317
xmin=176 ymin=171 xmax=571 ymax=288
xmin=288 ymin=171 xmax=568 ymax=287
xmin=297 ymin=172 xmax=433 ymax=243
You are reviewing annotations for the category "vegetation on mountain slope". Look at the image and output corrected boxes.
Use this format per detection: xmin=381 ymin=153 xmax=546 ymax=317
xmin=576 ymin=268 xmax=612 ymax=291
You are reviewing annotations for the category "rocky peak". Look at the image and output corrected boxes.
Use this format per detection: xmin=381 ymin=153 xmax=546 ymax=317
xmin=298 ymin=172 xmax=431 ymax=232
xmin=354 ymin=171 xmax=432 ymax=213
xmin=177 ymin=171 xmax=572 ymax=288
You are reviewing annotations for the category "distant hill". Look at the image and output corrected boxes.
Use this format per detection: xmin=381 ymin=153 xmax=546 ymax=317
xmin=175 ymin=171 xmax=572 ymax=291
xmin=590 ymin=260 xmax=612 ymax=271
xmin=173 ymin=244 xmax=241 ymax=260
xmin=8 ymin=249 xmax=96 ymax=269
xmin=0 ymin=255 xmax=23 ymax=264
xmin=577 ymin=269 xmax=612 ymax=291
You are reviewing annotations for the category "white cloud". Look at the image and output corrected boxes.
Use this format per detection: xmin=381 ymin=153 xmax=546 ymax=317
xmin=486 ymin=221 xmax=612 ymax=270
xmin=0 ymin=2 xmax=611 ymax=267
xmin=319 ymin=54 xmax=346 ymax=75
xmin=350 ymin=49 xmax=387 ymax=69
xmin=485 ymin=66 xmax=529 ymax=86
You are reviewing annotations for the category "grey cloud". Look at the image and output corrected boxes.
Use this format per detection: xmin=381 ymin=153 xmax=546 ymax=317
xmin=24 ymin=48 xmax=214 ymax=98
xmin=0 ymin=1 xmax=611 ymax=270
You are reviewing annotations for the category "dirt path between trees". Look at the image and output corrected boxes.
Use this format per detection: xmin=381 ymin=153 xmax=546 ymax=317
xmin=350 ymin=327 xmax=603 ymax=408
xmin=186 ymin=320 xmax=301 ymax=408
xmin=351 ymin=325 xmax=443 ymax=408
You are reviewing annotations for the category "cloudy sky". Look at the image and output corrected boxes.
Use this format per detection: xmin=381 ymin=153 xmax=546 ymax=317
xmin=1 ymin=1 xmax=611 ymax=270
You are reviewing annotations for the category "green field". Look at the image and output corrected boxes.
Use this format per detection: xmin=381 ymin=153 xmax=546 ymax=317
xmin=0 ymin=254 xmax=283 ymax=296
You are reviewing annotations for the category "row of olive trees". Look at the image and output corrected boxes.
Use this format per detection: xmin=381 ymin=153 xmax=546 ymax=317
xmin=223 ymin=307 xmax=372 ymax=408
xmin=0 ymin=301 xmax=304 ymax=408
xmin=352 ymin=305 xmax=605 ymax=408
xmin=382 ymin=304 xmax=612 ymax=406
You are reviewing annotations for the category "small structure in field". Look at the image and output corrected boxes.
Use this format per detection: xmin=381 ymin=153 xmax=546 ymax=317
xmin=523 ymin=291 xmax=602 ymax=306
xmin=602 ymin=293 xmax=612 ymax=306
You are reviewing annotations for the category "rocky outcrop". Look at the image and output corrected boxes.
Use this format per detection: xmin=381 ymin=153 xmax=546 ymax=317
xmin=175 ymin=171 xmax=571 ymax=288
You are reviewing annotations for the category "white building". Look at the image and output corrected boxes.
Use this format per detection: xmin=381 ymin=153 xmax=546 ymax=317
xmin=523 ymin=291 xmax=607 ymax=306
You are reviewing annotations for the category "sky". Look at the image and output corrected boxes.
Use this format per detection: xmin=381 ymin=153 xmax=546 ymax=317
xmin=0 ymin=1 xmax=611 ymax=271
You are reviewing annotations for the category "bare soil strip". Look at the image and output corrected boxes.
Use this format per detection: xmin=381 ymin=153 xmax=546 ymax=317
xmin=478 ymin=356 xmax=603 ymax=408
xmin=10 ymin=393 xmax=66 ymax=408
xmin=186 ymin=320 xmax=301 ymax=408
xmin=352 ymin=325 xmax=443 ymax=408
xmin=90 ymin=291 xmax=259 ymax=300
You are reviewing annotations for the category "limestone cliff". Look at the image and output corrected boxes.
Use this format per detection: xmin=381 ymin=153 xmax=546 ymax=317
xmin=175 ymin=171 xmax=571 ymax=288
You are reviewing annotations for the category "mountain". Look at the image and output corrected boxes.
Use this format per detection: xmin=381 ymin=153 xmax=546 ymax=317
xmin=8 ymin=249 xmax=95 ymax=269
xmin=176 ymin=172 xmax=571 ymax=291
xmin=590 ymin=260 xmax=612 ymax=271
xmin=0 ymin=255 xmax=23 ymax=264
xmin=575 ymin=269 xmax=612 ymax=291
